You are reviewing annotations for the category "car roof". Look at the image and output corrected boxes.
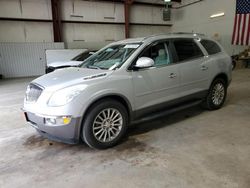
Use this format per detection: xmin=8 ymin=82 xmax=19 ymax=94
xmin=112 ymin=33 xmax=210 ymax=45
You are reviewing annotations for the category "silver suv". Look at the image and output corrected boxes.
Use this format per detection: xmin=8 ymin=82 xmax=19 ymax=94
xmin=23 ymin=34 xmax=232 ymax=149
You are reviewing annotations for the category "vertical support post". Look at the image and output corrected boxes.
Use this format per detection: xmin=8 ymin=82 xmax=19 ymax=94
xmin=124 ymin=0 xmax=133 ymax=39
xmin=51 ymin=0 xmax=62 ymax=42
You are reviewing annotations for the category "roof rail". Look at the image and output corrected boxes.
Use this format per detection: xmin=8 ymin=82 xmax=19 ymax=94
xmin=142 ymin=34 xmax=167 ymax=40
xmin=171 ymin=32 xmax=206 ymax=36
xmin=140 ymin=32 xmax=206 ymax=42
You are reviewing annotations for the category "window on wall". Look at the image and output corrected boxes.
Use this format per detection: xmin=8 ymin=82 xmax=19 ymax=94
xmin=140 ymin=42 xmax=172 ymax=66
xmin=173 ymin=39 xmax=204 ymax=62
xmin=200 ymin=40 xmax=222 ymax=55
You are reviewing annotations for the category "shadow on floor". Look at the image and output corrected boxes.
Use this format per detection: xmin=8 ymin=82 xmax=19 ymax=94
xmin=127 ymin=105 xmax=204 ymax=137
xmin=23 ymin=105 xmax=205 ymax=152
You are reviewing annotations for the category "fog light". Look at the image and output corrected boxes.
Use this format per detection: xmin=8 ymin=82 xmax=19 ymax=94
xmin=62 ymin=117 xmax=71 ymax=124
xmin=44 ymin=116 xmax=72 ymax=126
xmin=45 ymin=117 xmax=56 ymax=125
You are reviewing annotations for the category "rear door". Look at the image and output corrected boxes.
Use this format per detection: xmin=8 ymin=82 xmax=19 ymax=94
xmin=171 ymin=38 xmax=210 ymax=98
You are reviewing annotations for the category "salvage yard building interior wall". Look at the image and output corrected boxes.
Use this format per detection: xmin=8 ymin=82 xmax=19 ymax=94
xmin=171 ymin=0 xmax=247 ymax=55
xmin=0 ymin=0 xmax=171 ymax=50
xmin=0 ymin=0 xmax=248 ymax=78
xmin=0 ymin=0 xmax=171 ymax=78
xmin=0 ymin=0 xmax=247 ymax=53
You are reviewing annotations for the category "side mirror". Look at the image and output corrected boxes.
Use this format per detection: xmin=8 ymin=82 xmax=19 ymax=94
xmin=134 ymin=57 xmax=154 ymax=69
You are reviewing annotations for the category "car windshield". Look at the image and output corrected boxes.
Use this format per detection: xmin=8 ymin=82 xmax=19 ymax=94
xmin=80 ymin=43 xmax=141 ymax=70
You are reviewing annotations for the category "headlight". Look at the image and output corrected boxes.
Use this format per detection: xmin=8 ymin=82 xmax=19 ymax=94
xmin=48 ymin=84 xmax=87 ymax=107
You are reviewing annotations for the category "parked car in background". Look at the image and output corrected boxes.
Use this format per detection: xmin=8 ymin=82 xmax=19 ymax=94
xmin=46 ymin=50 xmax=95 ymax=73
xmin=23 ymin=33 xmax=232 ymax=149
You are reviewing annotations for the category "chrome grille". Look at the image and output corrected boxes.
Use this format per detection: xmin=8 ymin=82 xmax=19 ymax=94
xmin=25 ymin=83 xmax=43 ymax=103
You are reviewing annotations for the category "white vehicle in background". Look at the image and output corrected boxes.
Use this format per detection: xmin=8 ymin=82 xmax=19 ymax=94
xmin=45 ymin=49 xmax=95 ymax=73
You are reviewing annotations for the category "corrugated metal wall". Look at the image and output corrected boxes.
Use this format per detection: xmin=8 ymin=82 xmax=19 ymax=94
xmin=0 ymin=42 xmax=64 ymax=78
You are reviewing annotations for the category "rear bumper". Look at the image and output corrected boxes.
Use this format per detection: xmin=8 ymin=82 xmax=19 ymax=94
xmin=24 ymin=111 xmax=82 ymax=144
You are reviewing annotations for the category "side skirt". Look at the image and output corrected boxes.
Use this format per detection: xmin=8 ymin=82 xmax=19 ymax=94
xmin=130 ymin=90 xmax=208 ymax=124
xmin=131 ymin=99 xmax=203 ymax=125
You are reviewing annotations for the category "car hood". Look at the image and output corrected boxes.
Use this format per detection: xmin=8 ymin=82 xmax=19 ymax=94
xmin=33 ymin=67 xmax=112 ymax=90
xmin=48 ymin=61 xmax=81 ymax=68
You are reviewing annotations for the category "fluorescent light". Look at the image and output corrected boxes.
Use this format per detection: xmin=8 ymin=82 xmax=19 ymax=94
xmin=210 ymin=12 xmax=225 ymax=18
xmin=164 ymin=0 xmax=171 ymax=2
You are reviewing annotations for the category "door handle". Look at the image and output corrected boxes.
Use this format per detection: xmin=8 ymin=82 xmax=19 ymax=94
xmin=169 ymin=73 xmax=177 ymax=78
xmin=201 ymin=66 xmax=208 ymax=71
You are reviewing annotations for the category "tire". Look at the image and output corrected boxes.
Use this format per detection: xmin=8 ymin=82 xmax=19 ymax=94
xmin=82 ymin=99 xmax=128 ymax=149
xmin=202 ymin=78 xmax=227 ymax=110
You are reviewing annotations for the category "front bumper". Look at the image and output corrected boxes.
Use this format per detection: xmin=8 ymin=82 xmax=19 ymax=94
xmin=24 ymin=111 xmax=82 ymax=144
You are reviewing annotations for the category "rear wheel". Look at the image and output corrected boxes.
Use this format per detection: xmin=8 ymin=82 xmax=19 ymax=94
xmin=82 ymin=99 xmax=128 ymax=149
xmin=203 ymin=78 xmax=227 ymax=110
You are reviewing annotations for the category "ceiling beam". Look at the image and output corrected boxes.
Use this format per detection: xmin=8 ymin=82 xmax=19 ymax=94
xmin=83 ymin=0 xmax=181 ymax=7
xmin=0 ymin=17 xmax=172 ymax=27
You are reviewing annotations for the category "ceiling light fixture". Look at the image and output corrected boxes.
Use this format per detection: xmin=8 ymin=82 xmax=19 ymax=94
xmin=210 ymin=12 xmax=225 ymax=18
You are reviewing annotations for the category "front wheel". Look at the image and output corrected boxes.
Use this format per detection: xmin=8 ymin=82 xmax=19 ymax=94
xmin=82 ymin=99 xmax=128 ymax=149
xmin=202 ymin=78 xmax=227 ymax=110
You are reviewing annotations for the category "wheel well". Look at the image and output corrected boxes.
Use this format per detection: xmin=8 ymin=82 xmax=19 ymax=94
xmin=80 ymin=95 xmax=131 ymax=126
xmin=101 ymin=95 xmax=132 ymax=120
xmin=213 ymin=73 xmax=228 ymax=86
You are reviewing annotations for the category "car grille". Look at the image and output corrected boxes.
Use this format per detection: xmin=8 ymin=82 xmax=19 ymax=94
xmin=25 ymin=83 xmax=43 ymax=103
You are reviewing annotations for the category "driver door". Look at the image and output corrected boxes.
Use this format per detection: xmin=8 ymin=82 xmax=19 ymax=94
xmin=131 ymin=41 xmax=180 ymax=117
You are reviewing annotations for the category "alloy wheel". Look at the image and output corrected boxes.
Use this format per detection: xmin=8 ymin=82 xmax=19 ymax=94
xmin=92 ymin=108 xmax=123 ymax=143
xmin=212 ymin=83 xmax=225 ymax=106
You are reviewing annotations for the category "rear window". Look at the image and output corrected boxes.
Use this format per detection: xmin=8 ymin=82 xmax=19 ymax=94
xmin=200 ymin=40 xmax=221 ymax=55
xmin=173 ymin=39 xmax=203 ymax=62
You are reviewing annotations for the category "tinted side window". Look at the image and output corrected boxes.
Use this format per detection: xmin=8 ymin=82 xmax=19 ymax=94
xmin=140 ymin=42 xmax=172 ymax=66
xmin=200 ymin=40 xmax=221 ymax=55
xmin=173 ymin=39 xmax=203 ymax=62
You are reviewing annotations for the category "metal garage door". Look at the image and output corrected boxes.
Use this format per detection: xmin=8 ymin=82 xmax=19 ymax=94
xmin=0 ymin=42 xmax=64 ymax=78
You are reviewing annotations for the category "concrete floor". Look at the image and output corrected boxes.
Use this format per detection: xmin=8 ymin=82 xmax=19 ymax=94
xmin=0 ymin=69 xmax=250 ymax=188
